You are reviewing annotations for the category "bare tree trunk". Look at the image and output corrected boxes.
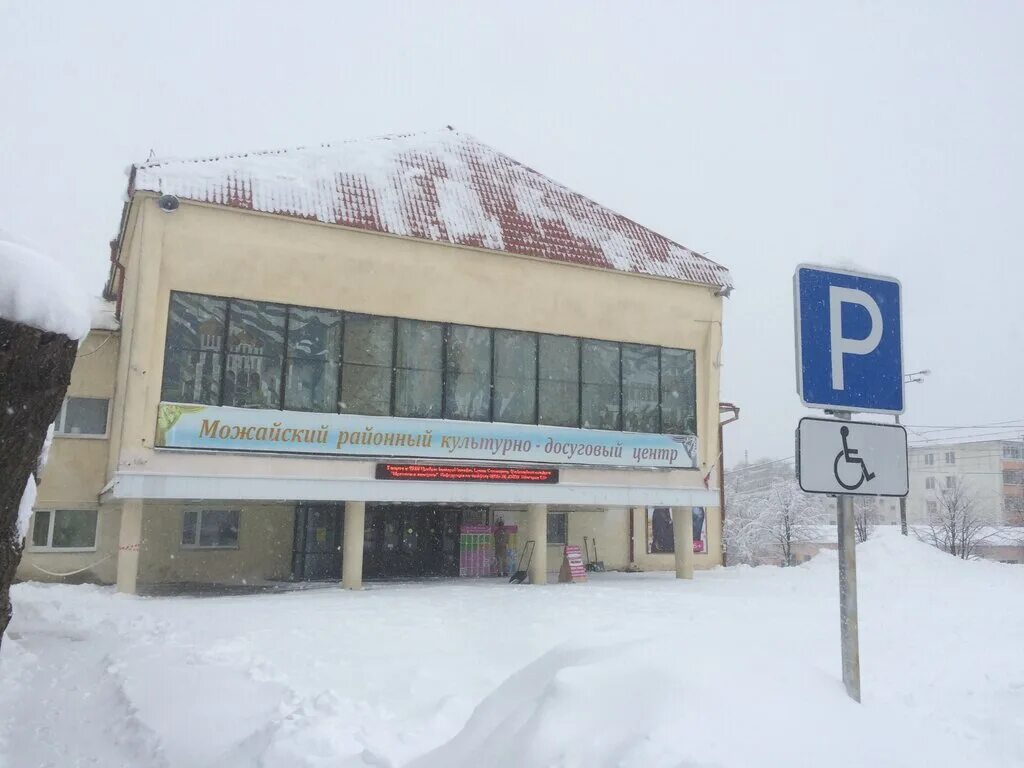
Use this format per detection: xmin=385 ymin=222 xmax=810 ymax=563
xmin=0 ymin=318 xmax=77 ymax=650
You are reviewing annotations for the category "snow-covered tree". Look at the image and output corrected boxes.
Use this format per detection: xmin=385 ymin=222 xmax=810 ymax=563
xmin=853 ymin=496 xmax=880 ymax=543
xmin=917 ymin=477 xmax=995 ymax=559
xmin=0 ymin=230 xmax=88 ymax=649
xmin=725 ymin=461 xmax=828 ymax=566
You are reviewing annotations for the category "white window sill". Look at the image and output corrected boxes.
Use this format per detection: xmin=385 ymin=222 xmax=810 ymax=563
xmin=27 ymin=547 xmax=98 ymax=554
xmin=179 ymin=546 xmax=240 ymax=551
xmin=53 ymin=433 xmax=109 ymax=441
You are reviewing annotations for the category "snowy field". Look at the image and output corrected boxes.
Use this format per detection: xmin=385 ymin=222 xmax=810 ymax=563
xmin=1 ymin=531 xmax=1021 ymax=768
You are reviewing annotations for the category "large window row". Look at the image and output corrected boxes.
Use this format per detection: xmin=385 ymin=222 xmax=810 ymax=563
xmin=161 ymin=292 xmax=698 ymax=435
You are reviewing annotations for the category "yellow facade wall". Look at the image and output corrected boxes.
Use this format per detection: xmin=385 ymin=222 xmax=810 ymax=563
xmin=137 ymin=502 xmax=295 ymax=586
xmin=115 ymin=196 xmax=723 ymax=485
xmin=18 ymin=330 xmax=121 ymax=584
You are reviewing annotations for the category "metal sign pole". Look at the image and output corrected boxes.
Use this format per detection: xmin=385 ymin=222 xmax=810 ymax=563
xmin=834 ymin=410 xmax=861 ymax=703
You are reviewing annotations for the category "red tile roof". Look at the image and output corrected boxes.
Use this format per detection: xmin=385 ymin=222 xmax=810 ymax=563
xmin=130 ymin=129 xmax=732 ymax=290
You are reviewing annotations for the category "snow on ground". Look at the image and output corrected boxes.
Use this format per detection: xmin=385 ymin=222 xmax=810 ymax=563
xmin=1 ymin=530 xmax=1022 ymax=768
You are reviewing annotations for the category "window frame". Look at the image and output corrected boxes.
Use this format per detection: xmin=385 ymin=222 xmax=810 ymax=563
xmin=443 ymin=322 xmax=494 ymax=422
xmin=28 ymin=509 xmax=99 ymax=552
xmin=537 ymin=333 xmax=581 ymax=429
xmin=53 ymin=396 xmax=111 ymax=439
xmin=161 ymin=291 xmax=700 ymax=438
xmin=546 ymin=511 xmax=568 ymax=545
xmin=282 ymin=304 xmax=344 ymax=413
xmin=180 ymin=509 xmax=242 ymax=550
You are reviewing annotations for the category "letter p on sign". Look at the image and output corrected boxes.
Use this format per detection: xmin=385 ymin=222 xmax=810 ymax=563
xmin=828 ymin=286 xmax=883 ymax=391
xmin=795 ymin=265 xmax=904 ymax=414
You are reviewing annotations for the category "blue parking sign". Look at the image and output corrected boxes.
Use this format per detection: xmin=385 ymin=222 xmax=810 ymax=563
xmin=794 ymin=265 xmax=904 ymax=414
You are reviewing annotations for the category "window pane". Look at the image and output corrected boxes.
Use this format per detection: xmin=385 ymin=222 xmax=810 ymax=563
xmin=228 ymin=300 xmax=286 ymax=358
xmin=182 ymin=510 xmax=198 ymax=546
xmin=197 ymin=510 xmax=240 ymax=548
xmin=51 ymin=510 xmax=97 ymax=548
xmin=224 ymin=355 xmax=281 ymax=408
xmin=31 ymin=510 xmax=50 ymax=547
xmin=622 ymin=344 xmax=659 ymax=433
xmin=582 ymin=340 xmax=620 ymax=430
xmin=341 ymin=315 xmax=394 ymax=415
xmin=225 ymin=300 xmax=285 ymax=408
xmin=167 ymin=293 xmax=227 ymax=350
xmin=61 ymin=397 xmax=109 ymax=435
xmin=343 ymin=315 xmax=394 ymax=366
xmin=161 ymin=348 xmax=221 ymax=405
xmin=660 ymin=348 xmax=696 ymax=435
xmin=394 ymin=320 xmax=443 ymax=418
xmin=547 ymin=512 xmax=567 ymax=544
xmin=493 ymin=330 xmax=537 ymax=424
xmin=340 ymin=364 xmax=392 ymax=416
xmin=445 ymin=325 xmax=492 ymax=421
xmin=287 ymin=307 xmax=342 ymax=361
xmin=538 ymin=335 xmax=579 ymax=427
xmin=284 ymin=359 xmax=339 ymax=412
xmin=163 ymin=293 xmax=227 ymax=405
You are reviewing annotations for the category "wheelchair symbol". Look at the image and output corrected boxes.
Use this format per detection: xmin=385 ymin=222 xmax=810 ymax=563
xmin=833 ymin=426 xmax=876 ymax=491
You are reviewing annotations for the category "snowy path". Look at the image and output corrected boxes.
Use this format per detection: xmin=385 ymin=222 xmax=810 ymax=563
xmin=1 ymin=532 xmax=1022 ymax=767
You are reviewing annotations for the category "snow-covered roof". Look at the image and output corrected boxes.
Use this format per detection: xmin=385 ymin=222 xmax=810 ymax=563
xmin=130 ymin=129 xmax=732 ymax=290
xmin=91 ymin=297 xmax=119 ymax=331
xmin=0 ymin=228 xmax=90 ymax=339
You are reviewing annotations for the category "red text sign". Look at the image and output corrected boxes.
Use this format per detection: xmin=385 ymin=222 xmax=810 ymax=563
xmin=376 ymin=463 xmax=558 ymax=483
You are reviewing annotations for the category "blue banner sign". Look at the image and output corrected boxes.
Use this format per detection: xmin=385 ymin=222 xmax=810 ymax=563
xmin=155 ymin=402 xmax=699 ymax=469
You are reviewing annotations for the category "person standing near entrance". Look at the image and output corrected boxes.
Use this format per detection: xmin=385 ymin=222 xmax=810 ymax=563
xmin=493 ymin=518 xmax=509 ymax=577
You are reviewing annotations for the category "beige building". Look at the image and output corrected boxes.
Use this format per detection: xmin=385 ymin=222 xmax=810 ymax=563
xmin=19 ymin=129 xmax=733 ymax=593
xmin=908 ymin=439 xmax=1024 ymax=525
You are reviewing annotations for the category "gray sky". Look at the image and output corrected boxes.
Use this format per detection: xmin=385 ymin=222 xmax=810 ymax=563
xmin=3 ymin=1 xmax=1022 ymax=462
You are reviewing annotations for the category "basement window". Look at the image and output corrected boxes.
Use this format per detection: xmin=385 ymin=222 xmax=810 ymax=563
xmin=30 ymin=510 xmax=98 ymax=551
xmin=181 ymin=510 xmax=240 ymax=549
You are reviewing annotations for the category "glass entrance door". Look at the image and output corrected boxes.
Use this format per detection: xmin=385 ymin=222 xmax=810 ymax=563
xmin=292 ymin=504 xmax=343 ymax=580
xmin=364 ymin=505 xmax=461 ymax=579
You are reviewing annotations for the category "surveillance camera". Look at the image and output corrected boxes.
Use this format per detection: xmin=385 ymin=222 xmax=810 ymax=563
xmin=158 ymin=194 xmax=180 ymax=212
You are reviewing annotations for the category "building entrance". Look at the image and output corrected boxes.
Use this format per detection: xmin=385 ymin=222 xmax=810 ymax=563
xmin=292 ymin=504 xmax=343 ymax=580
xmin=363 ymin=504 xmax=471 ymax=579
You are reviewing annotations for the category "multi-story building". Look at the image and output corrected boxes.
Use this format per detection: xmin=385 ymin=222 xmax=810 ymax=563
xmin=908 ymin=439 xmax=1024 ymax=524
xmin=19 ymin=129 xmax=732 ymax=592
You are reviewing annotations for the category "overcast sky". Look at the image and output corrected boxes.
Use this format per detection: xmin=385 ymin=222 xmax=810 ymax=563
xmin=3 ymin=1 xmax=1022 ymax=463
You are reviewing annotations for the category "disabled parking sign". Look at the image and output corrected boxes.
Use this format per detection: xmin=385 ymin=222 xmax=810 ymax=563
xmin=794 ymin=265 xmax=904 ymax=414
xmin=796 ymin=417 xmax=908 ymax=497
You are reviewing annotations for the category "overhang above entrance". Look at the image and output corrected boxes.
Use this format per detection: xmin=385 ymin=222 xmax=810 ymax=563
xmin=105 ymin=471 xmax=720 ymax=507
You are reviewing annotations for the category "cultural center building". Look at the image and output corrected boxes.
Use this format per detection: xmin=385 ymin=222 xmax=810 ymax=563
xmin=19 ymin=129 xmax=733 ymax=592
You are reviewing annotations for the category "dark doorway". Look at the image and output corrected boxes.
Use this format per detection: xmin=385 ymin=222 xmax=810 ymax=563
xmin=292 ymin=504 xmax=343 ymax=580
xmin=363 ymin=505 xmax=463 ymax=579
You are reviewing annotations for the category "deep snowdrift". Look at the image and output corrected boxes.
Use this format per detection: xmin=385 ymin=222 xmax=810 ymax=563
xmin=1 ymin=530 xmax=1021 ymax=767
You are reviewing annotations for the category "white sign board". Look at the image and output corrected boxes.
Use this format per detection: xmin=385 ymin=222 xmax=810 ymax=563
xmin=796 ymin=417 xmax=908 ymax=497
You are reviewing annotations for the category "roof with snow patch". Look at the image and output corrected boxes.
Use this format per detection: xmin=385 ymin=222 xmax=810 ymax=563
xmin=130 ymin=129 xmax=732 ymax=290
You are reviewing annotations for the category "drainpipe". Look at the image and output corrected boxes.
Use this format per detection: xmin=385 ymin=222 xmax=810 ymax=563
xmin=718 ymin=402 xmax=740 ymax=566
xmin=628 ymin=506 xmax=635 ymax=566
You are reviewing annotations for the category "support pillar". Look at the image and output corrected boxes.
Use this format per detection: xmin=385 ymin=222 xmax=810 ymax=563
xmin=116 ymin=500 xmax=143 ymax=594
xmin=342 ymin=501 xmax=365 ymax=590
xmin=672 ymin=506 xmax=694 ymax=580
xmin=526 ymin=503 xmax=547 ymax=585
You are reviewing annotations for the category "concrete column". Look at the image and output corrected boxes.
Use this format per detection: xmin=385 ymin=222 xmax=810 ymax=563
xmin=672 ymin=506 xmax=694 ymax=580
xmin=526 ymin=503 xmax=548 ymax=584
xmin=116 ymin=499 xmax=143 ymax=594
xmin=342 ymin=501 xmax=366 ymax=590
